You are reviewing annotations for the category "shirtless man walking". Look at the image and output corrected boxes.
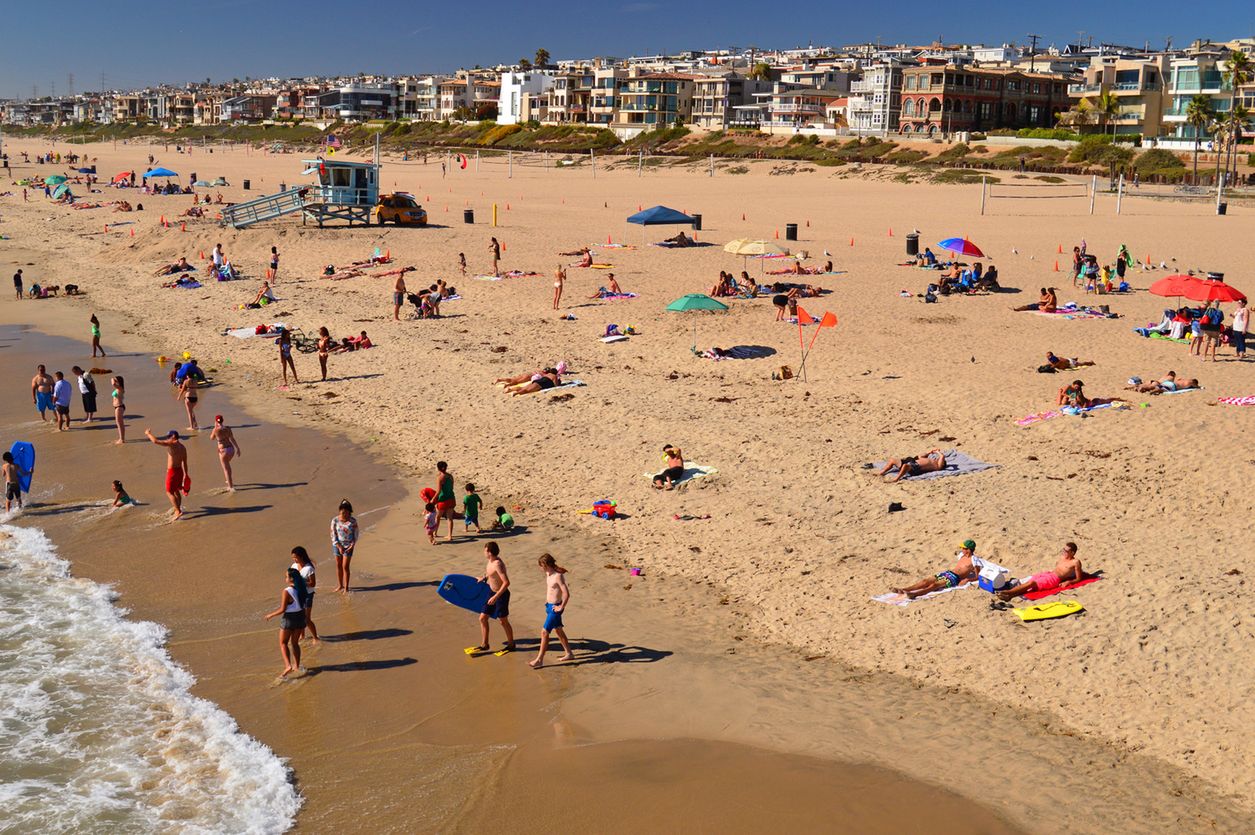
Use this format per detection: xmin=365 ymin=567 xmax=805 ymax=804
xmin=476 ymin=543 xmax=515 ymax=653
xmin=529 ymin=553 xmax=574 ymax=668
xmin=998 ymin=543 xmax=1084 ymax=600
xmin=393 ymin=274 xmax=407 ymax=321
xmin=878 ymin=448 xmax=946 ymax=482
xmin=145 ymin=429 xmax=189 ymax=520
xmin=892 ymin=539 xmax=979 ymax=599
xmin=31 ymin=365 xmax=53 ymax=422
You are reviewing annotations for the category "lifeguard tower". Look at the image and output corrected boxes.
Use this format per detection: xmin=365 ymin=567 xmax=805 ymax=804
xmin=220 ymin=156 xmax=380 ymax=229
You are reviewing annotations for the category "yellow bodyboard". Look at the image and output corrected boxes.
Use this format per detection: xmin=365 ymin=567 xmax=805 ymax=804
xmin=1014 ymin=600 xmax=1084 ymax=622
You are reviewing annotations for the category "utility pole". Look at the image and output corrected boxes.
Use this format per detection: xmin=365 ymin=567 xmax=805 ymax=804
xmin=1026 ymin=34 xmax=1041 ymax=73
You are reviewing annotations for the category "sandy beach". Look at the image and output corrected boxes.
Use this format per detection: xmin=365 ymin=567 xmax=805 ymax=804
xmin=3 ymin=136 xmax=1255 ymax=832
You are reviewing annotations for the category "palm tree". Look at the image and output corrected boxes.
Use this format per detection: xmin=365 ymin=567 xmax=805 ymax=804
xmin=534 ymin=48 xmax=550 ymax=68
xmin=1185 ymin=94 xmax=1214 ymax=184
xmin=518 ymin=58 xmax=532 ymax=71
xmin=748 ymin=62 xmax=771 ymax=81
xmin=1222 ymin=51 xmax=1251 ymax=182
xmin=1093 ymin=90 xmax=1119 ymax=135
xmin=1058 ymin=98 xmax=1093 ymax=131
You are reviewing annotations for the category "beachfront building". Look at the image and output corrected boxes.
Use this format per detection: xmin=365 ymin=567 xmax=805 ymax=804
xmin=539 ymin=65 xmax=595 ymax=124
xmin=275 ymin=85 xmax=323 ymax=120
xmin=762 ymin=86 xmax=848 ymax=132
xmin=691 ymin=72 xmax=772 ymax=130
xmin=438 ymin=78 xmax=469 ymax=120
xmin=221 ymin=93 xmax=279 ymax=123
xmin=588 ymin=65 xmax=629 ymax=127
xmin=315 ymin=83 xmax=397 ymax=121
xmin=847 ymin=60 xmax=905 ymax=135
xmin=112 ymin=94 xmax=143 ymax=124
xmin=897 ymin=65 xmax=1066 ymax=135
xmin=1066 ymin=55 xmax=1169 ymax=137
xmin=609 ymin=72 xmax=696 ymax=138
xmin=1163 ymin=51 xmax=1233 ymax=139
xmin=497 ymin=71 xmax=554 ymax=125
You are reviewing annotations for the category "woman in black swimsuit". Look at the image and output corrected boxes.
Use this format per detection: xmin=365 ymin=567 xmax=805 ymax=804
xmin=510 ymin=369 xmax=560 ymax=396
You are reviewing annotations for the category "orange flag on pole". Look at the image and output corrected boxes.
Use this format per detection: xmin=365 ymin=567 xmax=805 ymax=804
xmin=796 ymin=306 xmax=816 ymax=325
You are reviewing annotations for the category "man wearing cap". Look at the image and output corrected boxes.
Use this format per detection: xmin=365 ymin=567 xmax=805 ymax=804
xmin=891 ymin=540 xmax=979 ymax=600
xmin=145 ymin=428 xmax=190 ymax=521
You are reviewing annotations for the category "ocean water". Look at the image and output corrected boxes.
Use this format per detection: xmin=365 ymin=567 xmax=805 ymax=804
xmin=0 ymin=523 xmax=300 ymax=834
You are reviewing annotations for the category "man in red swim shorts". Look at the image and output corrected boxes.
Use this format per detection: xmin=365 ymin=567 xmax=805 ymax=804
xmin=998 ymin=543 xmax=1084 ymax=600
xmin=146 ymin=428 xmax=189 ymax=520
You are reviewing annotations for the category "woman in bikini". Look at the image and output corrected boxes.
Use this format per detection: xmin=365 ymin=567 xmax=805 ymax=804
xmin=178 ymin=373 xmax=200 ymax=431
xmin=210 ymin=415 xmax=240 ymax=491
xmin=317 ymin=327 xmax=332 ymax=381
xmin=278 ymin=330 xmax=298 ymax=386
xmin=510 ymin=369 xmax=560 ymax=396
xmin=111 ymin=376 xmax=126 ymax=445
xmin=90 ymin=313 xmax=106 ymax=358
xmin=553 ymin=266 xmax=565 ymax=310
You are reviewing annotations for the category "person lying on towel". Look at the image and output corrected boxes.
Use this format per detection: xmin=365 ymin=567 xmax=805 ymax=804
xmin=878 ymin=448 xmax=946 ymax=483
xmin=1125 ymin=370 xmax=1198 ymax=394
xmin=663 ymin=231 xmax=694 ymax=247
xmin=997 ymin=543 xmax=1083 ymax=600
xmin=891 ymin=540 xmax=978 ymax=599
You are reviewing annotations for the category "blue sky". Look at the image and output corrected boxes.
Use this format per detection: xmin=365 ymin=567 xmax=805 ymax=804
xmin=3 ymin=0 xmax=1252 ymax=98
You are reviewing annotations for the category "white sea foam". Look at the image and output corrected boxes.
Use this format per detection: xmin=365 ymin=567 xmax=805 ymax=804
xmin=0 ymin=524 xmax=301 ymax=834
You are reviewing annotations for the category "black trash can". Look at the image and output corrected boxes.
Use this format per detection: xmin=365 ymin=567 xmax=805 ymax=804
xmin=691 ymin=213 xmax=702 ymax=231
xmin=1217 ymin=202 xmax=1227 ymax=216
xmin=463 ymin=208 xmax=475 ymax=224
xmin=905 ymin=232 xmax=919 ymax=257
xmin=242 ymin=179 xmax=250 ymax=190
xmin=785 ymin=223 xmax=798 ymax=241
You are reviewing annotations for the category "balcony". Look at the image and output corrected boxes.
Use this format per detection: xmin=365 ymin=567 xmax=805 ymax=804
xmin=1068 ymin=83 xmax=1101 ymax=95
xmin=772 ymin=103 xmax=826 ymax=115
xmin=850 ymin=80 xmax=877 ymax=93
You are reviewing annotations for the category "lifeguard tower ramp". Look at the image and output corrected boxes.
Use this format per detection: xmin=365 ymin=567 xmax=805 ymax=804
xmin=220 ymin=187 xmax=311 ymax=229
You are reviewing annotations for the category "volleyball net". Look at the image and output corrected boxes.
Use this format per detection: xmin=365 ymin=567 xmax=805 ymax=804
xmin=980 ymin=176 xmax=1095 ymax=215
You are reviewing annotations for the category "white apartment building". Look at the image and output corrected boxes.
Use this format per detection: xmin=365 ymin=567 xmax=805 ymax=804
xmin=846 ymin=61 xmax=904 ymax=135
xmin=497 ymin=71 xmax=555 ymax=125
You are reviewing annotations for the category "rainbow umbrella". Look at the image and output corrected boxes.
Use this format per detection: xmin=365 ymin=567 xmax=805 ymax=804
xmin=937 ymin=237 xmax=985 ymax=258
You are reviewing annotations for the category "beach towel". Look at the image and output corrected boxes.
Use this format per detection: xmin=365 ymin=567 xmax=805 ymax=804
xmin=593 ymin=243 xmax=635 ymax=249
xmin=163 ymin=279 xmax=202 ymax=290
xmin=700 ymin=346 xmax=774 ymax=360
xmin=1016 ymin=402 xmax=1117 ymax=426
xmin=1023 ymin=576 xmax=1101 ymax=601
xmin=597 ymin=292 xmax=638 ymax=300
xmin=473 ymin=270 xmax=542 ymax=281
xmin=1147 ymin=332 xmax=1191 ymax=344
xmin=1218 ymin=395 xmax=1255 ymax=406
xmin=871 ymin=450 xmax=998 ymax=480
xmin=226 ymin=323 xmax=286 ymax=339
xmin=642 ymin=464 xmax=718 ymax=485
xmin=1158 ymin=386 xmax=1201 ymax=395
xmin=551 ymin=379 xmax=585 ymax=391
xmin=601 ymin=335 xmax=630 ymax=343
xmin=871 ymin=583 xmax=973 ymax=607
xmin=1034 ymin=309 xmax=1108 ymax=320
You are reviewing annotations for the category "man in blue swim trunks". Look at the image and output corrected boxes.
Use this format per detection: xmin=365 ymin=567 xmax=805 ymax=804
xmin=529 ymin=553 xmax=574 ymax=669
xmin=31 ymin=365 xmax=53 ymax=421
xmin=475 ymin=543 xmax=515 ymax=653
xmin=891 ymin=540 xmax=978 ymax=599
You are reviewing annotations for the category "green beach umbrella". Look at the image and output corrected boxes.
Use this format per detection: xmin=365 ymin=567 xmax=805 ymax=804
xmin=45 ymin=175 xmax=67 ymax=186
xmin=666 ymin=293 xmax=729 ymax=349
xmin=51 ymin=184 xmax=71 ymax=200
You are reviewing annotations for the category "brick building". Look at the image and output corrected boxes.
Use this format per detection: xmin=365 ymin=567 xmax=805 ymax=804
xmin=897 ymin=65 xmax=1067 ymax=135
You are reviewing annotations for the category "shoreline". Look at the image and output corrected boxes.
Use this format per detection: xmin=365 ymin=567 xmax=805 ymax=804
xmin=4 ymin=135 xmax=1255 ymax=831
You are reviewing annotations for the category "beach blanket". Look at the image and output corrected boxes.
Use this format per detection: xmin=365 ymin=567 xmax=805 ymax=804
xmin=872 ymin=583 xmax=972 ymax=607
xmin=1023 ymin=576 xmax=1102 ymax=601
xmin=550 ymin=379 xmax=585 ymax=391
xmin=593 ymin=243 xmax=635 ymax=249
xmin=1218 ymin=395 xmax=1255 ymax=406
xmin=601 ymin=335 xmax=630 ymax=343
xmin=1159 ymin=386 xmax=1201 ymax=396
xmin=700 ymin=346 xmax=774 ymax=360
xmin=226 ymin=323 xmax=286 ymax=339
xmin=596 ymin=292 xmax=638 ymax=300
xmin=1016 ymin=402 xmax=1118 ymax=426
xmin=872 ymin=450 xmax=998 ymax=481
xmin=1034 ymin=308 xmax=1108 ymax=320
xmin=650 ymin=241 xmax=713 ymax=249
xmin=765 ymin=269 xmax=848 ymax=276
xmin=1146 ymin=332 xmax=1191 ymax=344
xmin=474 ymin=270 xmax=542 ymax=281
xmin=167 ymin=280 xmax=202 ymax=290
xmin=642 ymin=464 xmax=718 ymax=485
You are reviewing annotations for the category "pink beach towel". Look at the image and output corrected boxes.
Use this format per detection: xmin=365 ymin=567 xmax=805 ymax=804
xmin=1023 ymin=576 xmax=1102 ymax=601
xmin=1218 ymin=395 xmax=1255 ymax=406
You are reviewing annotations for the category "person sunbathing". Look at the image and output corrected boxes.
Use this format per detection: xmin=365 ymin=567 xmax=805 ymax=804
xmin=496 ymin=361 xmax=568 ymax=388
xmin=878 ymin=449 xmax=946 ymax=482
xmin=1045 ymin=352 xmax=1095 ymax=371
xmin=997 ymin=543 xmax=1084 ymax=600
xmin=1125 ymin=371 xmax=1199 ymax=394
xmin=509 ymin=369 xmax=560 ymax=396
xmin=663 ymin=231 xmax=693 ymax=246
xmin=1057 ymin=380 xmax=1125 ymax=410
xmin=1013 ymin=287 xmax=1057 ymax=312
xmin=155 ymin=257 xmax=194 ymax=276
xmin=652 ymin=445 xmax=685 ymax=490
xmin=574 ymin=250 xmax=593 ymax=268
xmin=183 ymin=205 xmax=205 ymax=218
xmin=589 ymin=274 xmax=625 ymax=298
xmin=560 ymin=247 xmax=591 ymax=257
xmin=892 ymin=540 xmax=978 ymax=599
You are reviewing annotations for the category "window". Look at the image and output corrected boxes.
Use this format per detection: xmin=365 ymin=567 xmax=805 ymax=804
xmin=905 ymin=75 xmax=915 ymax=90
xmin=903 ymin=98 xmax=915 ymax=115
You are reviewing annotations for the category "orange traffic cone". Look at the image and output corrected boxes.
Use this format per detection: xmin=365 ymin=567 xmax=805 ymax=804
xmin=1145 ymin=254 xmax=1151 ymax=266
xmin=180 ymin=222 xmax=187 ymax=232
xmin=1057 ymin=243 xmax=1063 ymax=253
xmin=888 ymin=227 xmax=893 ymax=236
xmin=386 ymin=249 xmax=391 ymax=260
xmin=103 ymin=225 xmax=108 ymax=234
xmin=849 ymin=237 xmax=854 ymax=247
xmin=606 ymin=234 xmax=612 ymax=245
xmin=1053 ymin=260 xmax=1059 ymax=272
xmin=199 ymin=250 xmax=205 ymax=259
xmin=506 ymin=202 xmax=510 ymax=210
xmin=774 ymin=229 xmax=779 ymax=239
xmin=501 ymin=241 xmax=506 ymax=251
xmin=130 ymin=227 xmax=135 ymax=237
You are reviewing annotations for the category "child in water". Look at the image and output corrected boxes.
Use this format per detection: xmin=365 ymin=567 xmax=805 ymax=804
xmin=424 ymin=501 xmax=438 ymax=545
xmin=111 ymin=479 xmax=134 ymax=507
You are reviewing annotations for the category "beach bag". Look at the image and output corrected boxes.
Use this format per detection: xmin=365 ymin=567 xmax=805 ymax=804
xmin=779 ymin=365 xmax=794 ymax=380
xmin=1037 ymin=364 xmax=1057 ymax=373
xmin=254 ymin=324 xmax=267 ymax=335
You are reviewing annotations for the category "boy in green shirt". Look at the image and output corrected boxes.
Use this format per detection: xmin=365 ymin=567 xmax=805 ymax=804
xmin=491 ymin=505 xmax=514 ymax=531
xmin=462 ymin=483 xmax=483 ymax=532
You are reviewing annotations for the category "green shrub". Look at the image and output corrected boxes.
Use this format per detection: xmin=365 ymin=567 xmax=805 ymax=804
xmin=1015 ymin=127 xmax=1080 ymax=141
xmin=885 ymin=148 xmax=928 ymax=164
xmin=1133 ymin=148 xmax=1184 ymax=174
xmin=1068 ymin=135 xmax=1133 ymax=168
xmin=934 ymin=143 xmax=971 ymax=162
xmin=932 ymin=169 xmax=992 ymax=184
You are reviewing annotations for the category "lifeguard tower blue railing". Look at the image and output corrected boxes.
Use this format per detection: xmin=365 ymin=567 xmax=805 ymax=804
xmin=219 ymin=157 xmax=380 ymax=229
